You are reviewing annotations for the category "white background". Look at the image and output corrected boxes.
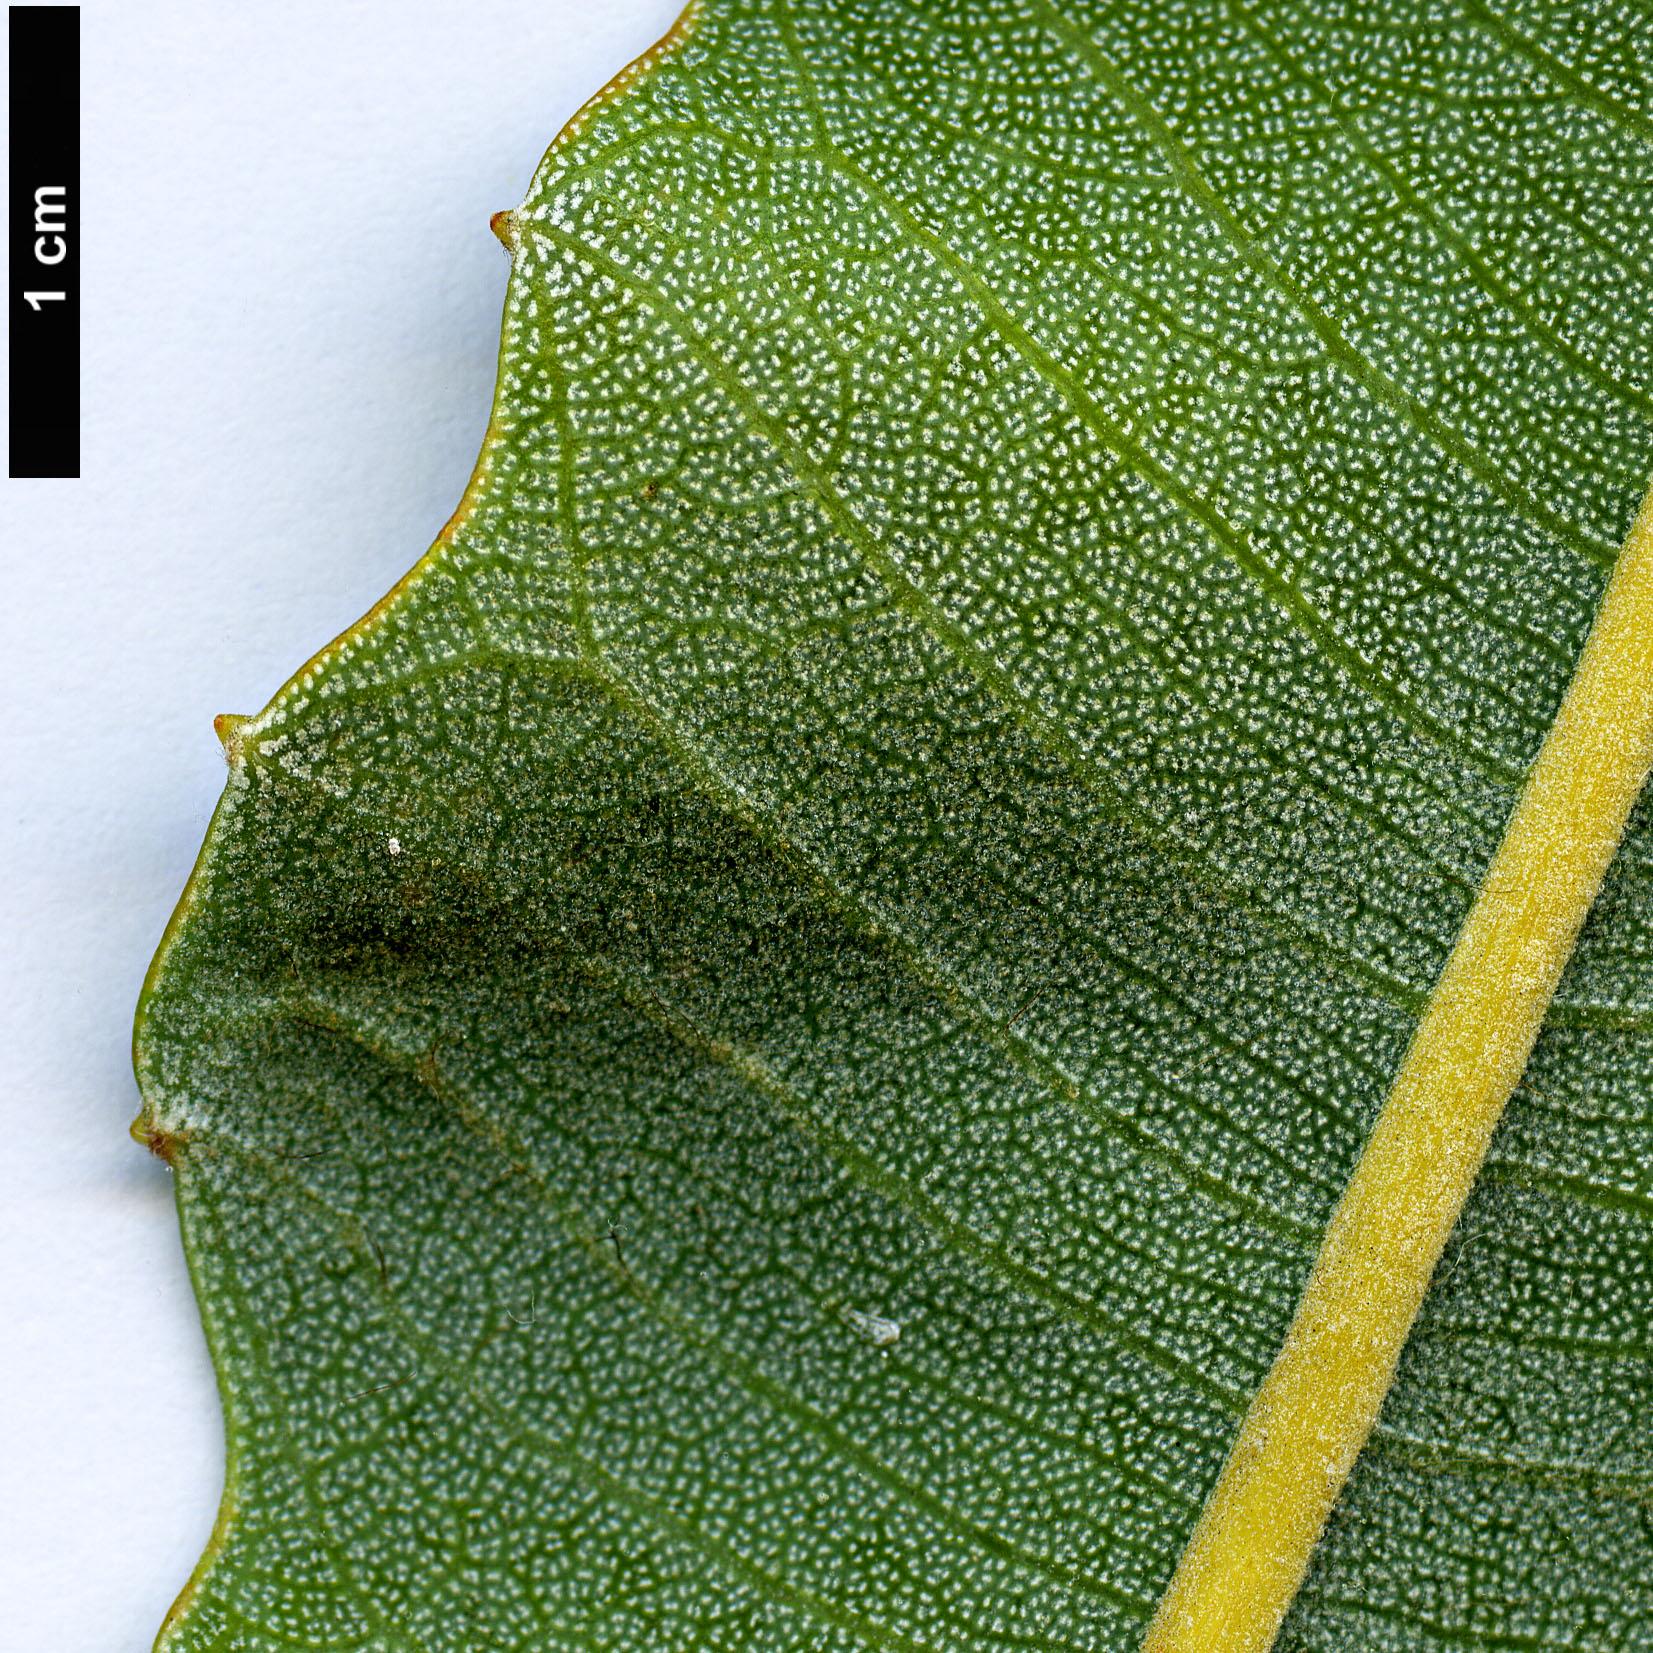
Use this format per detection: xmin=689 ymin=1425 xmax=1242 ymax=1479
xmin=0 ymin=3 xmax=683 ymax=1648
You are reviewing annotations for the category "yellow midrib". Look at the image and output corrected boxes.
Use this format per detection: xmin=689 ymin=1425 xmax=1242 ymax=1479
xmin=1143 ymin=477 xmax=1653 ymax=1653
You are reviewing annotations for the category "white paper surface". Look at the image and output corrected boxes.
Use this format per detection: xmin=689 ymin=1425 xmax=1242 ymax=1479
xmin=0 ymin=3 xmax=684 ymax=1648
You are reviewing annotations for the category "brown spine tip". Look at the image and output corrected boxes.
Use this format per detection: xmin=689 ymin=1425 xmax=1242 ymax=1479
xmin=490 ymin=209 xmax=520 ymax=254
xmin=130 ymin=1114 xmax=186 ymax=1166
xmin=214 ymin=713 xmax=249 ymax=765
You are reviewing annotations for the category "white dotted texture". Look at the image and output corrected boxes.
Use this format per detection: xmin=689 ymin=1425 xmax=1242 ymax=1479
xmin=137 ymin=2 xmax=1653 ymax=1649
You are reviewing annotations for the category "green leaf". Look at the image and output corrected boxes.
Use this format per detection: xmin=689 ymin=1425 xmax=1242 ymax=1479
xmin=134 ymin=2 xmax=1653 ymax=1648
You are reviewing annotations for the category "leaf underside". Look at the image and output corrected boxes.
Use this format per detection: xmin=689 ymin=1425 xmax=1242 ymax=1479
xmin=136 ymin=2 xmax=1653 ymax=1649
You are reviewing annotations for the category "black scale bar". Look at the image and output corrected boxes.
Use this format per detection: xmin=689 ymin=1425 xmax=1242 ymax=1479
xmin=9 ymin=5 xmax=79 ymax=478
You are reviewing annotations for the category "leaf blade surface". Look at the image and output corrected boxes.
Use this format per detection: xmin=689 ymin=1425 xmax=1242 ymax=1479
xmin=137 ymin=2 xmax=1653 ymax=1648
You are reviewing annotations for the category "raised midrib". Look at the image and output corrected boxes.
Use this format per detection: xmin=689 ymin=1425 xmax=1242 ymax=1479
xmin=1144 ymin=480 xmax=1653 ymax=1650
